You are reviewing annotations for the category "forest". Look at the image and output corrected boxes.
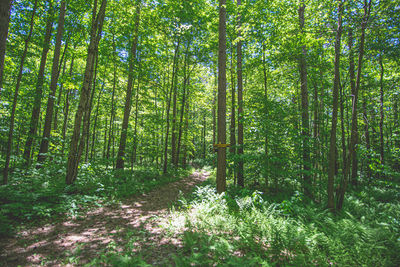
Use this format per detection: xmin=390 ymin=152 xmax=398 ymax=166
xmin=0 ymin=0 xmax=399 ymax=266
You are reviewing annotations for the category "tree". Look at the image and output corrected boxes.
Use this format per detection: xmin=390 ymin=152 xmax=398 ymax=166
xmin=298 ymin=0 xmax=311 ymax=198
xmin=115 ymin=0 xmax=141 ymax=169
xmin=37 ymin=0 xmax=66 ymax=164
xmin=236 ymin=0 xmax=244 ymax=187
xmin=216 ymin=0 xmax=227 ymax=193
xmin=2 ymin=0 xmax=38 ymax=184
xmin=66 ymin=0 xmax=107 ymax=184
xmin=0 ymin=0 xmax=13 ymax=93
xmin=327 ymin=0 xmax=344 ymax=211
xmin=23 ymin=5 xmax=54 ymax=164
xmin=337 ymin=0 xmax=372 ymax=210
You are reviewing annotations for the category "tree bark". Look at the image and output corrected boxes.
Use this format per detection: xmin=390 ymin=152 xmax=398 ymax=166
xmin=177 ymin=41 xmax=191 ymax=166
xmin=116 ymin=0 xmax=141 ymax=169
xmin=2 ymin=0 xmax=37 ymax=184
xmin=66 ymin=0 xmax=107 ymax=184
xmin=163 ymin=39 xmax=180 ymax=174
xmin=262 ymin=43 xmax=269 ymax=188
xmin=298 ymin=0 xmax=311 ymax=197
xmin=348 ymin=28 xmax=358 ymax=182
xmin=230 ymin=41 xmax=236 ymax=182
xmin=0 ymin=0 xmax=12 ymax=93
xmin=379 ymin=52 xmax=384 ymax=165
xmin=23 ymin=11 xmax=53 ymax=164
xmin=61 ymin=56 xmax=75 ymax=155
xmin=327 ymin=0 xmax=343 ymax=211
xmin=217 ymin=0 xmax=227 ymax=193
xmin=54 ymin=39 xmax=69 ymax=132
xmin=337 ymin=0 xmax=371 ymax=210
xmin=37 ymin=0 xmax=66 ymax=164
xmin=236 ymin=0 xmax=244 ymax=188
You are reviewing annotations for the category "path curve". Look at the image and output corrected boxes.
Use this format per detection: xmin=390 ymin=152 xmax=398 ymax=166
xmin=0 ymin=170 xmax=209 ymax=266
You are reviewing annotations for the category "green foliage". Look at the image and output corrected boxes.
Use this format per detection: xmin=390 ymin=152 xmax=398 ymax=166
xmin=167 ymin=181 xmax=400 ymax=266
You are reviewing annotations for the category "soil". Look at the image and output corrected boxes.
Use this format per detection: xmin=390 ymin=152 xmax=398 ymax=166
xmin=0 ymin=170 xmax=209 ymax=266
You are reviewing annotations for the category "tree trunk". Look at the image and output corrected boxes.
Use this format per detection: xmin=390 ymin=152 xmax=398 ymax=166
xmin=348 ymin=28 xmax=358 ymax=183
xmin=115 ymin=0 xmax=141 ymax=169
xmin=23 ymin=11 xmax=53 ymax=164
xmin=217 ymin=0 xmax=227 ymax=193
xmin=66 ymin=0 xmax=107 ymax=184
xmin=61 ymin=56 xmax=75 ymax=155
xmin=54 ymin=39 xmax=69 ymax=132
xmin=90 ymin=79 xmax=105 ymax=160
xmin=84 ymin=52 xmax=99 ymax=162
xmin=262 ymin=43 xmax=269 ymax=188
xmin=37 ymin=0 xmax=66 ymax=164
xmin=0 ymin=0 xmax=12 ymax=92
xmin=298 ymin=0 xmax=311 ymax=197
xmin=182 ymin=80 xmax=190 ymax=166
xmin=171 ymin=61 xmax=179 ymax=166
xmin=379 ymin=52 xmax=384 ymax=165
xmin=177 ymin=42 xmax=191 ymax=166
xmin=2 ymin=0 xmax=37 ymax=184
xmin=363 ymin=91 xmax=371 ymax=178
xmin=337 ymin=0 xmax=371 ymax=210
xmin=132 ymin=67 xmax=141 ymax=165
xmin=236 ymin=0 xmax=244 ymax=188
xmin=163 ymin=39 xmax=180 ymax=174
xmin=230 ymin=42 xmax=236 ymax=182
xmin=327 ymin=0 xmax=343 ymax=212
xmin=106 ymin=34 xmax=117 ymax=166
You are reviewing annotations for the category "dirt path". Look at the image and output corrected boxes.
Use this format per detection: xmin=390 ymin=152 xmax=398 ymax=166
xmin=0 ymin=170 xmax=209 ymax=266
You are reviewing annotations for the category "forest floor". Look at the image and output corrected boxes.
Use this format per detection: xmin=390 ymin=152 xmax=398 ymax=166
xmin=0 ymin=169 xmax=209 ymax=266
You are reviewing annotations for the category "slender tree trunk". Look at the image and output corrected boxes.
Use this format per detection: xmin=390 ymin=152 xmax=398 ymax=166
xmin=393 ymin=94 xmax=399 ymax=170
xmin=379 ymin=52 xmax=384 ymax=165
xmin=177 ymin=42 xmax=191 ymax=166
xmin=116 ymin=0 xmax=141 ymax=169
xmin=236 ymin=0 xmax=244 ymax=188
xmin=66 ymin=0 xmax=107 ymax=184
xmin=132 ymin=69 xmax=141 ymax=165
xmin=327 ymin=0 xmax=343 ymax=211
xmin=84 ymin=52 xmax=99 ymax=162
xmin=0 ymin=0 xmax=12 ymax=93
xmin=212 ymin=68 xmax=217 ymax=167
xmin=217 ymin=0 xmax=227 ymax=193
xmin=2 ymin=0 xmax=37 ymax=184
xmin=106 ymin=34 xmax=117 ymax=165
xmin=363 ymin=90 xmax=371 ymax=178
xmin=337 ymin=0 xmax=371 ymax=210
xmin=298 ymin=0 xmax=311 ymax=197
xmin=23 ymin=12 xmax=53 ymax=163
xmin=171 ymin=61 xmax=179 ymax=167
xmin=230 ymin=42 xmax=236 ymax=182
xmin=37 ymin=0 xmax=66 ymax=164
xmin=90 ymin=79 xmax=105 ymax=160
xmin=262 ymin=43 xmax=269 ymax=188
xmin=163 ymin=39 xmax=180 ymax=174
xmin=182 ymin=81 xmax=190 ymax=166
xmin=348 ymin=28 xmax=358 ymax=182
xmin=61 ymin=56 xmax=74 ymax=155
xmin=54 ymin=40 xmax=69 ymax=132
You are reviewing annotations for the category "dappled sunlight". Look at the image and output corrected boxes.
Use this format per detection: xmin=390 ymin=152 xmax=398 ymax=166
xmin=0 ymin=171 xmax=209 ymax=266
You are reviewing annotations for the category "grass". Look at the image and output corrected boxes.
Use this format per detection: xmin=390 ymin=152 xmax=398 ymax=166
xmin=164 ymin=172 xmax=400 ymax=266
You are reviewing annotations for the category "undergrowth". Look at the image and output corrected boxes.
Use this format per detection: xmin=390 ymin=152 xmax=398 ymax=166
xmin=165 ymin=177 xmax=400 ymax=266
xmin=0 ymin=158 xmax=192 ymax=237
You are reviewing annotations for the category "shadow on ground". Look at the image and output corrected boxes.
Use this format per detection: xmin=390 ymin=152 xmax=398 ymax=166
xmin=0 ymin=170 xmax=208 ymax=266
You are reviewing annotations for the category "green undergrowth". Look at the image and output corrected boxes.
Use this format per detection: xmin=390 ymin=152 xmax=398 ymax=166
xmin=0 ymin=158 xmax=192 ymax=237
xmin=165 ymin=175 xmax=400 ymax=266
